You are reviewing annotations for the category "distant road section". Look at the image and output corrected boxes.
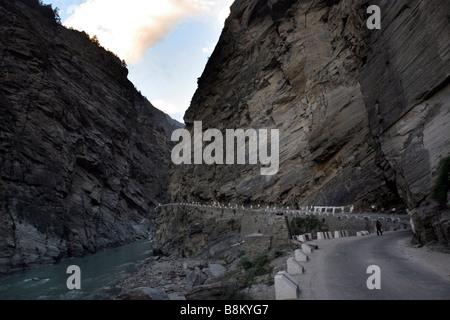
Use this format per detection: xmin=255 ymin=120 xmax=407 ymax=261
xmin=300 ymin=230 xmax=450 ymax=300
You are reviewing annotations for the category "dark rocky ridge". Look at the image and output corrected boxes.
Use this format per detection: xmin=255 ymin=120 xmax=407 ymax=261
xmin=0 ymin=0 xmax=180 ymax=273
xmin=166 ymin=0 xmax=449 ymax=250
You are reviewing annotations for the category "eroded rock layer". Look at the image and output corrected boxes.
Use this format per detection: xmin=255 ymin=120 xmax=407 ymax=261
xmin=360 ymin=0 xmax=450 ymax=244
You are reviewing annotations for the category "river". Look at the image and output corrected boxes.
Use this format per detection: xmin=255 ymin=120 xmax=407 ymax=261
xmin=0 ymin=240 xmax=153 ymax=300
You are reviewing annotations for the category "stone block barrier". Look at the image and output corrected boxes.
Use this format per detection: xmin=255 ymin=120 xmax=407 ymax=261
xmin=294 ymin=249 xmax=308 ymax=262
xmin=275 ymin=271 xmax=299 ymax=300
xmin=287 ymin=258 xmax=304 ymax=275
xmin=301 ymin=243 xmax=313 ymax=254
xmin=315 ymin=230 xmax=351 ymax=241
xmin=275 ymin=223 xmax=404 ymax=300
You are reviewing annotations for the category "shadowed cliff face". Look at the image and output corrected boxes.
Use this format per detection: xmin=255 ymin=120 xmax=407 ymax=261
xmin=167 ymin=0 xmax=449 ymax=248
xmin=360 ymin=0 xmax=450 ymax=244
xmin=0 ymin=0 xmax=179 ymax=273
xmin=171 ymin=0 xmax=398 ymax=208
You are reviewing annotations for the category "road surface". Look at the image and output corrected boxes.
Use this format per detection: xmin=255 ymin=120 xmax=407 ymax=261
xmin=300 ymin=230 xmax=450 ymax=300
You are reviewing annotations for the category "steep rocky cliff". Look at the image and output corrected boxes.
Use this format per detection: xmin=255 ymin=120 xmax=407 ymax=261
xmin=171 ymin=0 xmax=397 ymax=207
xmin=166 ymin=0 xmax=449 ymax=250
xmin=0 ymin=0 xmax=179 ymax=273
xmin=360 ymin=0 xmax=449 ymax=244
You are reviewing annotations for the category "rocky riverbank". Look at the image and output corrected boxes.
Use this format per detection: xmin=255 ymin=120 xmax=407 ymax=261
xmin=113 ymin=244 xmax=292 ymax=300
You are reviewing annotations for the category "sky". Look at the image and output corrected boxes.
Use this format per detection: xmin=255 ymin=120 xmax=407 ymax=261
xmin=43 ymin=0 xmax=235 ymax=123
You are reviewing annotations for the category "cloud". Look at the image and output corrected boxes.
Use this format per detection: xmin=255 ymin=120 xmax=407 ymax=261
xmin=64 ymin=0 xmax=209 ymax=64
xmin=202 ymin=46 xmax=214 ymax=54
xmin=152 ymin=99 xmax=184 ymax=116
xmin=217 ymin=4 xmax=231 ymax=24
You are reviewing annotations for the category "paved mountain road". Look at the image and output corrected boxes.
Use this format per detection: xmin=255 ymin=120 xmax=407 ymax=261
xmin=298 ymin=230 xmax=450 ymax=300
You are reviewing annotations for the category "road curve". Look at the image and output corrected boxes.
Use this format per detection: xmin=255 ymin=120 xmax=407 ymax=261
xmin=302 ymin=230 xmax=450 ymax=300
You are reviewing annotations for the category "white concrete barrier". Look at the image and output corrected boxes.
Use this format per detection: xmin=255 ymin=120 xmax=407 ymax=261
xmin=334 ymin=231 xmax=341 ymax=238
xmin=297 ymin=235 xmax=307 ymax=243
xmin=294 ymin=249 xmax=308 ymax=262
xmin=287 ymin=258 xmax=304 ymax=275
xmin=275 ymin=271 xmax=299 ymax=300
xmin=301 ymin=243 xmax=313 ymax=254
xmin=317 ymin=232 xmax=325 ymax=240
xmin=327 ymin=232 xmax=333 ymax=239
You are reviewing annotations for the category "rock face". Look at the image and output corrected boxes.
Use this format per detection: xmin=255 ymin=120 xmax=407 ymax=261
xmin=360 ymin=0 xmax=450 ymax=244
xmin=171 ymin=0 xmax=397 ymax=208
xmin=0 ymin=0 xmax=179 ymax=273
xmin=165 ymin=0 xmax=449 ymax=251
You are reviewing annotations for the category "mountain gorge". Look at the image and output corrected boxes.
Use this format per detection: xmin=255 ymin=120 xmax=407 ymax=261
xmin=0 ymin=0 xmax=449 ymax=276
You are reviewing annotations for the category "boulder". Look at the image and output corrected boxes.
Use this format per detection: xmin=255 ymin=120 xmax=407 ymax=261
xmin=186 ymin=267 xmax=207 ymax=289
xmin=186 ymin=282 xmax=230 ymax=300
xmin=204 ymin=264 xmax=227 ymax=278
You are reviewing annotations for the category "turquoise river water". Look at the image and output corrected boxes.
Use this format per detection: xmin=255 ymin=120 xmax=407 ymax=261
xmin=0 ymin=240 xmax=153 ymax=300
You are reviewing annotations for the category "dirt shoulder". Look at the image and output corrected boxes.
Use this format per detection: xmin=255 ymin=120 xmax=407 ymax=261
xmin=396 ymin=236 xmax=450 ymax=281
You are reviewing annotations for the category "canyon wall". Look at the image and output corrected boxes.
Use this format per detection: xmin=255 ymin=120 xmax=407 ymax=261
xmin=360 ymin=0 xmax=450 ymax=244
xmin=171 ymin=0 xmax=397 ymax=208
xmin=164 ymin=0 xmax=449 ymax=255
xmin=0 ymin=0 xmax=179 ymax=273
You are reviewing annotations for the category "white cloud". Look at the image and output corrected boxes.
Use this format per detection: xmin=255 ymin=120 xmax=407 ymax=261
xmin=64 ymin=0 xmax=209 ymax=64
xmin=217 ymin=4 xmax=231 ymax=25
xmin=152 ymin=99 xmax=184 ymax=116
xmin=202 ymin=46 xmax=214 ymax=54
xmin=62 ymin=0 xmax=234 ymax=122
xmin=63 ymin=0 xmax=234 ymax=65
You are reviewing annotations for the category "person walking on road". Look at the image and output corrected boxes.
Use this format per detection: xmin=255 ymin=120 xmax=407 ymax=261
xmin=376 ymin=220 xmax=383 ymax=236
